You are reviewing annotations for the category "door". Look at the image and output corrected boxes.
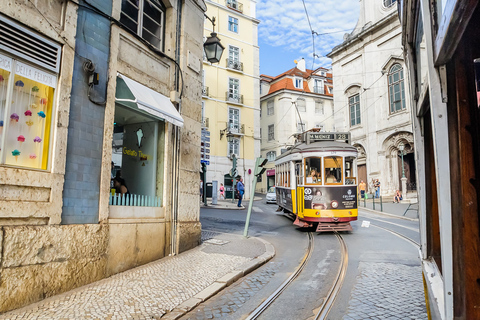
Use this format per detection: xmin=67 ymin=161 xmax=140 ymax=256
xmin=357 ymin=164 xmax=367 ymax=192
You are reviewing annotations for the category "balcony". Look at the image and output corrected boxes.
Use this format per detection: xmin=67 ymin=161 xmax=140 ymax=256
xmin=228 ymin=123 xmax=245 ymax=134
xmin=202 ymin=86 xmax=209 ymax=97
xmin=226 ymin=92 xmax=243 ymax=104
xmin=313 ymin=86 xmax=325 ymax=94
xmin=226 ymin=0 xmax=243 ymax=12
xmin=226 ymin=58 xmax=243 ymax=72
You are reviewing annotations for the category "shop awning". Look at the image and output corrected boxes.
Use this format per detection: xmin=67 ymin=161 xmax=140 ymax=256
xmin=115 ymin=74 xmax=184 ymax=127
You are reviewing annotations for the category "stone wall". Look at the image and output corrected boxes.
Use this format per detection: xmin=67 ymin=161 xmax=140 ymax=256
xmin=0 ymin=225 xmax=109 ymax=313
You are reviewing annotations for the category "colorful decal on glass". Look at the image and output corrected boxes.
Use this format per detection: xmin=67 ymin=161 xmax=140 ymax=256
xmin=24 ymin=110 xmax=32 ymax=116
xmin=17 ymin=135 xmax=25 ymax=143
xmin=10 ymin=113 xmax=19 ymax=122
xmin=37 ymin=111 xmax=46 ymax=118
xmin=34 ymin=136 xmax=42 ymax=143
xmin=12 ymin=149 xmax=20 ymax=161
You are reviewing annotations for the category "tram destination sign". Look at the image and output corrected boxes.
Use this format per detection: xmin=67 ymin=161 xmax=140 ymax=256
xmin=306 ymin=132 xmax=350 ymax=144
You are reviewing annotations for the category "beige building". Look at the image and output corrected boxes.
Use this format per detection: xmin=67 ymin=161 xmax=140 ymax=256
xmin=257 ymin=59 xmax=335 ymax=192
xmin=202 ymin=0 xmax=260 ymax=199
xmin=327 ymin=0 xmax=415 ymax=197
xmin=0 ymin=0 xmax=205 ymax=312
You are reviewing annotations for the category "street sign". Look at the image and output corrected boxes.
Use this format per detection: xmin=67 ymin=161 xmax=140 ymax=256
xmin=205 ymin=149 xmax=210 ymax=154
xmin=204 ymin=137 xmax=210 ymax=142
xmin=201 ymin=160 xmax=210 ymax=165
xmin=205 ymin=143 xmax=210 ymax=148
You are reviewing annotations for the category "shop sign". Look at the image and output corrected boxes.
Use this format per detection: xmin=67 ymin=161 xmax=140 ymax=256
xmin=266 ymin=169 xmax=275 ymax=176
xmin=0 ymin=53 xmax=12 ymax=71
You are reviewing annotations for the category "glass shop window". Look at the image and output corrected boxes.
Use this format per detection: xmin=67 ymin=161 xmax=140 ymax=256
xmin=0 ymin=54 xmax=56 ymax=170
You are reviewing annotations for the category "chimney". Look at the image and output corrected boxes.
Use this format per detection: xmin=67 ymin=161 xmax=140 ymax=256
xmin=296 ymin=58 xmax=306 ymax=72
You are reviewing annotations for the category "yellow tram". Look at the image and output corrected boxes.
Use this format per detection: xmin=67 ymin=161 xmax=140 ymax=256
xmin=275 ymin=131 xmax=358 ymax=232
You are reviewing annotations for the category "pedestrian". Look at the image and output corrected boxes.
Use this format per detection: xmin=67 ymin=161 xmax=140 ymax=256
xmin=359 ymin=180 xmax=366 ymax=198
xmin=113 ymin=177 xmax=129 ymax=195
xmin=236 ymin=176 xmax=245 ymax=207
xmin=374 ymin=179 xmax=381 ymax=198
xmin=219 ymin=183 xmax=225 ymax=200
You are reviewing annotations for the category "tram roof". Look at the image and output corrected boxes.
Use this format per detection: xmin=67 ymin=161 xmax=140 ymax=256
xmin=275 ymin=140 xmax=357 ymax=162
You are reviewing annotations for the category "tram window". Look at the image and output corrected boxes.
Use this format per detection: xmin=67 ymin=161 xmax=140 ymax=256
xmin=345 ymin=157 xmax=356 ymax=185
xmin=324 ymin=156 xmax=343 ymax=184
xmin=296 ymin=162 xmax=303 ymax=185
xmin=305 ymin=157 xmax=322 ymax=185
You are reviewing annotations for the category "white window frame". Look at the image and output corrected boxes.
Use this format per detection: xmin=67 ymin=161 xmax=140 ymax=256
xmin=228 ymin=77 xmax=240 ymax=102
xmin=383 ymin=0 xmax=397 ymax=8
xmin=268 ymin=124 xmax=275 ymax=141
xmin=228 ymin=137 xmax=240 ymax=157
xmin=314 ymin=79 xmax=324 ymax=94
xmin=228 ymin=107 xmax=240 ymax=133
xmin=296 ymin=98 xmax=306 ymax=112
xmin=120 ymin=0 xmax=166 ymax=49
xmin=388 ymin=64 xmax=406 ymax=114
xmin=228 ymin=16 xmax=239 ymax=33
xmin=297 ymin=121 xmax=306 ymax=132
xmin=294 ymin=77 xmax=303 ymax=89
xmin=267 ymin=100 xmax=274 ymax=115
xmin=228 ymin=45 xmax=240 ymax=63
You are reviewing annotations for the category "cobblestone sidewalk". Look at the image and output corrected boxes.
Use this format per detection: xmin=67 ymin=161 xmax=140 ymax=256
xmin=342 ymin=262 xmax=427 ymax=320
xmin=0 ymin=234 xmax=268 ymax=320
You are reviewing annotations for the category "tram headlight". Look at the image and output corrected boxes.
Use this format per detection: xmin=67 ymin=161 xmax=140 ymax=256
xmin=316 ymin=211 xmax=320 ymax=215
xmin=331 ymin=200 xmax=339 ymax=209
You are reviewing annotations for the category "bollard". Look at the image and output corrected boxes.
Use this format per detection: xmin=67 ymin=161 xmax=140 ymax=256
xmin=212 ymin=180 xmax=218 ymax=205
xmin=373 ymin=194 xmax=375 ymax=211
xmin=364 ymin=193 xmax=367 ymax=207
xmin=380 ymin=195 xmax=383 ymax=212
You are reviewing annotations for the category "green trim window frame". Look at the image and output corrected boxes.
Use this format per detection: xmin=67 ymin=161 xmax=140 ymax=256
xmin=349 ymin=94 xmax=361 ymax=127
xmin=388 ymin=64 xmax=406 ymax=114
xmin=120 ymin=0 xmax=166 ymax=49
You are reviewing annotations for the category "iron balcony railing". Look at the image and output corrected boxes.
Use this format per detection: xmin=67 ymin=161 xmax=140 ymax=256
xmin=109 ymin=193 xmax=162 ymax=207
xmin=202 ymin=86 xmax=209 ymax=96
xmin=228 ymin=123 xmax=245 ymax=134
xmin=313 ymin=86 xmax=325 ymax=94
xmin=227 ymin=58 xmax=243 ymax=71
xmin=226 ymin=0 xmax=243 ymax=12
xmin=226 ymin=92 xmax=243 ymax=104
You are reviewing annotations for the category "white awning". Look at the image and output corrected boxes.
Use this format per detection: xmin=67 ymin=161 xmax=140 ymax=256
xmin=115 ymin=73 xmax=184 ymax=127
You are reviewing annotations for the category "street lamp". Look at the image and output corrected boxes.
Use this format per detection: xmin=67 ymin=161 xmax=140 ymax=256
xmin=398 ymin=142 xmax=405 ymax=178
xmin=204 ymin=15 xmax=224 ymax=63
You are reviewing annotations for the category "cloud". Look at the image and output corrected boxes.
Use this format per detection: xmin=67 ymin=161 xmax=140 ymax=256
xmin=257 ymin=0 xmax=360 ymax=69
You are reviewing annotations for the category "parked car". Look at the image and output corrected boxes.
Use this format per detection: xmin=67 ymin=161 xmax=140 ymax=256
xmin=266 ymin=187 xmax=276 ymax=204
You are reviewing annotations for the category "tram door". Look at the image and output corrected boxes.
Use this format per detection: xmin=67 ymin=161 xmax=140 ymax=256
xmin=295 ymin=162 xmax=303 ymax=215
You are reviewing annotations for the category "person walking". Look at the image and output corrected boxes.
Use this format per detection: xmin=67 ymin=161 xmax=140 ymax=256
xmin=359 ymin=180 xmax=367 ymax=198
xmin=219 ymin=183 xmax=225 ymax=200
xmin=236 ymin=176 xmax=245 ymax=207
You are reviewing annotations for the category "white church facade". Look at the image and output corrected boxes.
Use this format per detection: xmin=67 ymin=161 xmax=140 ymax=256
xmin=327 ymin=0 xmax=416 ymax=198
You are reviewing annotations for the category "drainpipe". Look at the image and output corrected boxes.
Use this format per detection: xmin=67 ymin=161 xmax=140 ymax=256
xmin=170 ymin=0 xmax=183 ymax=256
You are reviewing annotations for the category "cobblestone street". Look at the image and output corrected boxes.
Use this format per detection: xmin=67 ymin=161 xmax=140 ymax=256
xmin=0 ymin=232 xmax=269 ymax=320
xmin=342 ymin=262 xmax=427 ymax=320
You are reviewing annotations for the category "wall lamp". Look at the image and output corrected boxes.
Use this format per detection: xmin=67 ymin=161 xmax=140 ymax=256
xmin=220 ymin=127 xmax=234 ymax=142
xmin=204 ymin=15 xmax=224 ymax=64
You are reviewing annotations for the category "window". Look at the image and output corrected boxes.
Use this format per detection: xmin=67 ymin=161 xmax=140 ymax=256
xmin=229 ymin=46 xmax=240 ymax=63
xmin=305 ymin=157 xmax=322 ymax=185
xmin=349 ymin=94 xmax=361 ymax=126
xmin=120 ymin=0 xmax=166 ymax=49
xmin=228 ymin=108 xmax=240 ymax=133
xmin=324 ymin=156 xmax=343 ymax=184
xmin=296 ymin=98 xmax=306 ymax=112
xmin=267 ymin=151 xmax=276 ymax=162
xmin=228 ymin=78 xmax=240 ymax=103
xmin=315 ymin=100 xmax=324 ymax=114
xmin=228 ymin=16 xmax=238 ymax=33
xmin=314 ymin=79 xmax=324 ymax=94
xmin=0 ymin=55 xmax=57 ymax=170
xmin=315 ymin=124 xmax=324 ymax=130
xmin=267 ymin=100 xmax=274 ymax=115
xmin=294 ymin=77 xmax=303 ymax=89
xmin=383 ymin=0 xmax=397 ymax=8
xmin=229 ymin=137 xmax=240 ymax=156
xmin=388 ymin=64 xmax=406 ymax=114
xmin=268 ymin=124 xmax=274 ymax=141
xmin=297 ymin=122 xmax=306 ymax=132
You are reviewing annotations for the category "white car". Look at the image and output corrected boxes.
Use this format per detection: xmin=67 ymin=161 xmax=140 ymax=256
xmin=266 ymin=187 xmax=276 ymax=204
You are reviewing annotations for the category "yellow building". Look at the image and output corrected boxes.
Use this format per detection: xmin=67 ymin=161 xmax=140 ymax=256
xmin=202 ymin=0 xmax=260 ymax=198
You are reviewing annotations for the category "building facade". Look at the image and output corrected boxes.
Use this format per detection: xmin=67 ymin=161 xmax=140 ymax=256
xmin=202 ymin=0 xmax=260 ymax=199
xmin=257 ymin=59 xmax=335 ymax=192
xmin=400 ymin=0 xmax=480 ymax=318
xmin=327 ymin=0 xmax=415 ymax=197
xmin=0 ymin=0 xmax=205 ymax=312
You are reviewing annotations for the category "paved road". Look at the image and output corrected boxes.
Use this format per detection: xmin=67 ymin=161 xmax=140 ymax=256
xmin=188 ymin=195 xmax=427 ymax=320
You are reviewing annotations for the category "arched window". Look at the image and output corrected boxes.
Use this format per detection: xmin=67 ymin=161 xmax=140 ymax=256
xmin=383 ymin=0 xmax=396 ymax=8
xmin=388 ymin=64 xmax=406 ymax=114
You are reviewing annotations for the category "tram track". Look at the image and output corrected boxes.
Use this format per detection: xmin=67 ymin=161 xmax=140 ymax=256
xmin=246 ymin=231 xmax=348 ymax=320
xmin=370 ymin=223 xmax=420 ymax=248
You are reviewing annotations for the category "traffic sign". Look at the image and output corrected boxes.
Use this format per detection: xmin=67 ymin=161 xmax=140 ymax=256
xmin=201 ymin=160 xmax=210 ymax=165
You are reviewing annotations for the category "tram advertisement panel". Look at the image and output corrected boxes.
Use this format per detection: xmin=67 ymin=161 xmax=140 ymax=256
xmin=303 ymin=186 xmax=357 ymax=210
xmin=276 ymin=187 xmax=294 ymax=212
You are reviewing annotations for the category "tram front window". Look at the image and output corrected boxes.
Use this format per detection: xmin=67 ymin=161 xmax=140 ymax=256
xmin=305 ymin=157 xmax=322 ymax=184
xmin=324 ymin=156 xmax=343 ymax=184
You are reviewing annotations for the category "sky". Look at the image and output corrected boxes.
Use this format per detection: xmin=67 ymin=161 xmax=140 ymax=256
xmin=256 ymin=0 xmax=360 ymax=77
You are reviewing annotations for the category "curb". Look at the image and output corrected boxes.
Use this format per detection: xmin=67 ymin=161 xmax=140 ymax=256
xmin=161 ymin=237 xmax=276 ymax=319
xmin=201 ymin=204 xmax=246 ymax=210
xmin=359 ymin=207 xmax=418 ymax=221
